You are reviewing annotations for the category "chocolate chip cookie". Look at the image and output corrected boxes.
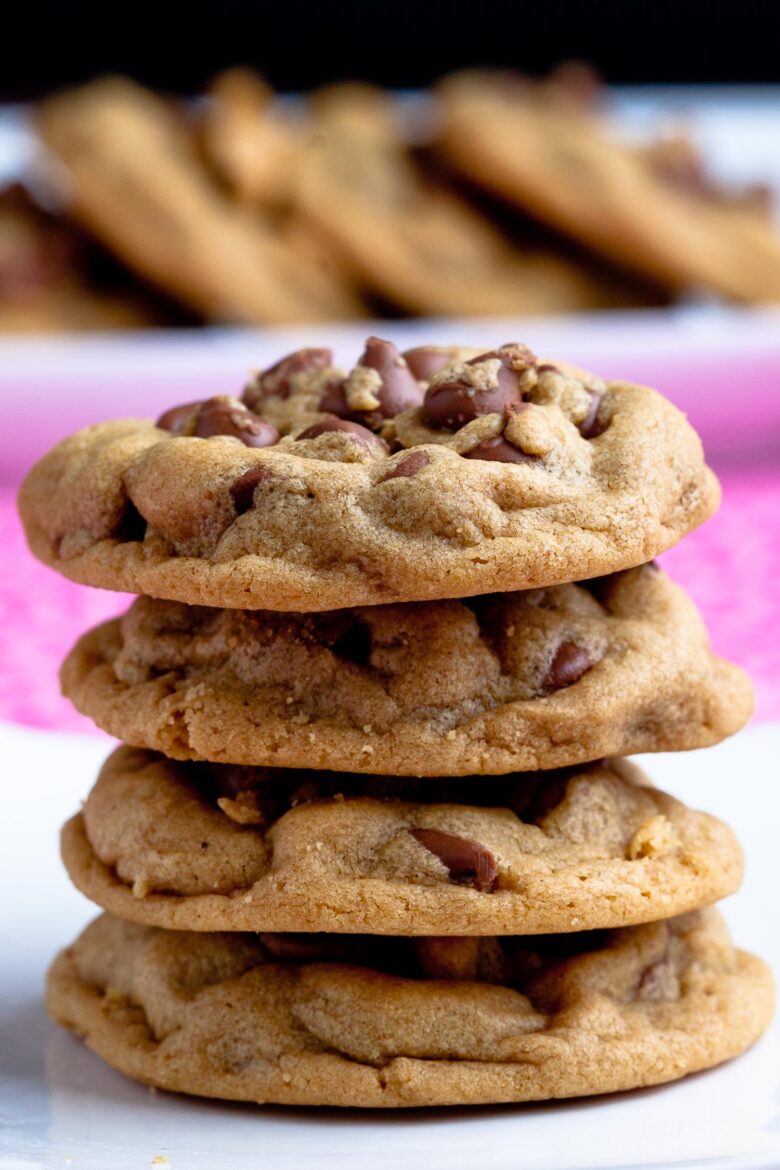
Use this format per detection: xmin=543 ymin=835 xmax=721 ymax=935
xmin=19 ymin=339 xmax=720 ymax=611
xmin=46 ymin=910 xmax=773 ymax=1107
xmin=292 ymin=82 xmax=657 ymax=316
xmin=36 ymin=77 xmax=364 ymax=324
xmin=438 ymin=70 xmax=780 ymax=303
xmin=60 ymin=566 xmax=752 ymax=774
xmin=62 ymin=747 xmax=742 ymax=935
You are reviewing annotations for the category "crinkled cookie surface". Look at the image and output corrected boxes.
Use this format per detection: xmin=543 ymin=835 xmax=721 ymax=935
xmin=19 ymin=339 xmax=719 ymax=609
xmin=46 ymin=910 xmax=773 ymax=1107
xmin=60 ymin=565 xmax=753 ymax=774
xmin=62 ymin=747 xmax=742 ymax=935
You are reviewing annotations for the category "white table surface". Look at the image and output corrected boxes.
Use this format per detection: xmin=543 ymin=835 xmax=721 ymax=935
xmin=1 ymin=720 xmax=779 ymax=1170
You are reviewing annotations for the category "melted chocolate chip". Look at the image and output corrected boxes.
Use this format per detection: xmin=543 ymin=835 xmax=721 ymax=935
xmin=195 ymin=398 xmax=279 ymax=447
xmin=245 ymin=347 xmax=334 ymax=407
xmin=296 ymin=415 xmax=389 ymax=452
xmin=402 ymin=346 xmax=455 ymax=382
xmin=156 ymin=401 xmax=201 ymax=434
xmin=579 ymin=389 xmax=607 ymax=439
xmin=358 ymin=336 xmax=424 ymax=417
xmin=318 ymin=377 xmax=351 ymax=417
xmin=157 ymin=397 xmax=278 ymax=448
xmin=423 ymin=343 xmax=537 ymax=429
xmin=230 ymin=465 xmax=273 ymax=514
xmin=410 ymin=828 xmax=498 ymax=892
xmin=380 ymin=450 xmax=431 ymax=481
xmin=542 ymin=642 xmax=594 ymax=692
xmin=463 ymin=436 xmax=537 ymax=464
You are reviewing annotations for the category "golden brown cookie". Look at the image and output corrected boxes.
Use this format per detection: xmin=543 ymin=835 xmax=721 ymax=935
xmin=0 ymin=182 xmax=170 ymax=333
xmin=36 ymin=77 xmax=364 ymax=324
xmin=292 ymin=82 xmax=659 ymax=316
xmin=62 ymin=748 xmax=743 ymax=935
xmin=19 ymin=340 xmax=720 ymax=611
xmin=199 ymin=68 xmax=303 ymax=210
xmin=46 ymin=910 xmax=773 ymax=1107
xmin=438 ymin=70 xmax=780 ymax=302
xmin=60 ymin=566 xmax=751 ymax=774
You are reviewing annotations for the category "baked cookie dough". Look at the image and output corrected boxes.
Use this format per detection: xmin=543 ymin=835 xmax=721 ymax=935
xmin=438 ymin=70 xmax=780 ymax=303
xmin=19 ymin=339 xmax=720 ymax=610
xmin=36 ymin=77 xmax=364 ymax=325
xmin=291 ymin=82 xmax=659 ymax=317
xmin=62 ymin=748 xmax=743 ymax=935
xmin=60 ymin=565 xmax=753 ymax=774
xmin=46 ymin=910 xmax=773 ymax=1107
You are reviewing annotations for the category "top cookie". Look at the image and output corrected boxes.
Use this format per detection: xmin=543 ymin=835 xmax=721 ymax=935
xmin=19 ymin=338 xmax=719 ymax=610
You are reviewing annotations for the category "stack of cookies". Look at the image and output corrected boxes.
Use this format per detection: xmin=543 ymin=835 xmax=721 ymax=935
xmin=20 ymin=339 xmax=774 ymax=1108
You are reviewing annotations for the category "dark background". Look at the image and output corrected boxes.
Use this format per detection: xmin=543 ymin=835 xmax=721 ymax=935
xmin=3 ymin=0 xmax=780 ymax=98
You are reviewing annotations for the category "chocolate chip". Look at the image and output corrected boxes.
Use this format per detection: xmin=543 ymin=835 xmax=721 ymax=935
xmin=380 ymin=450 xmax=431 ymax=480
xmin=423 ymin=343 xmax=536 ymax=429
xmin=195 ymin=397 xmax=279 ymax=448
xmin=230 ymin=465 xmax=273 ymax=514
xmin=410 ymin=828 xmax=498 ymax=892
xmin=318 ymin=377 xmax=351 ymax=417
xmin=245 ymin=348 xmax=334 ymax=407
xmin=536 ymin=363 xmax=562 ymax=375
xmin=579 ymin=389 xmax=607 ymax=439
xmin=357 ymin=336 xmax=424 ymax=417
xmin=463 ymin=436 xmax=537 ymax=464
xmin=156 ymin=401 xmax=201 ymax=434
xmin=542 ymin=642 xmax=594 ymax=692
xmin=402 ymin=346 xmax=455 ymax=382
xmin=296 ymin=415 xmax=389 ymax=452
xmin=157 ymin=397 xmax=278 ymax=447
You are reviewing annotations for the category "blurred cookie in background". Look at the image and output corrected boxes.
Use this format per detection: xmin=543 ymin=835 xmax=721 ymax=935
xmin=35 ymin=77 xmax=366 ymax=324
xmin=437 ymin=67 xmax=780 ymax=303
xmin=0 ymin=181 xmax=182 ymax=332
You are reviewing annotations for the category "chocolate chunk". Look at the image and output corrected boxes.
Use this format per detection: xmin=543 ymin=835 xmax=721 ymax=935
xmin=402 ymin=346 xmax=455 ymax=382
xmin=157 ymin=397 xmax=278 ymax=447
xmin=380 ymin=450 xmax=431 ymax=480
xmin=357 ymin=336 xmax=424 ymax=417
xmin=156 ymin=401 xmax=201 ymax=434
xmin=230 ymin=465 xmax=273 ymax=514
xmin=542 ymin=641 xmax=594 ymax=692
xmin=424 ymin=343 xmax=537 ymax=429
xmin=411 ymin=828 xmax=498 ymax=892
xmin=195 ymin=397 xmax=279 ymax=447
xmin=245 ymin=348 xmax=334 ymax=407
xmin=318 ymin=377 xmax=351 ymax=417
xmin=463 ymin=436 xmax=537 ymax=464
xmin=579 ymin=389 xmax=607 ymax=439
xmin=296 ymin=415 xmax=389 ymax=452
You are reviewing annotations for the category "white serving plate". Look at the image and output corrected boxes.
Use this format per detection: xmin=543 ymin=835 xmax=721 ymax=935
xmin=1 ymin=719 xmax=778 ymax=1170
